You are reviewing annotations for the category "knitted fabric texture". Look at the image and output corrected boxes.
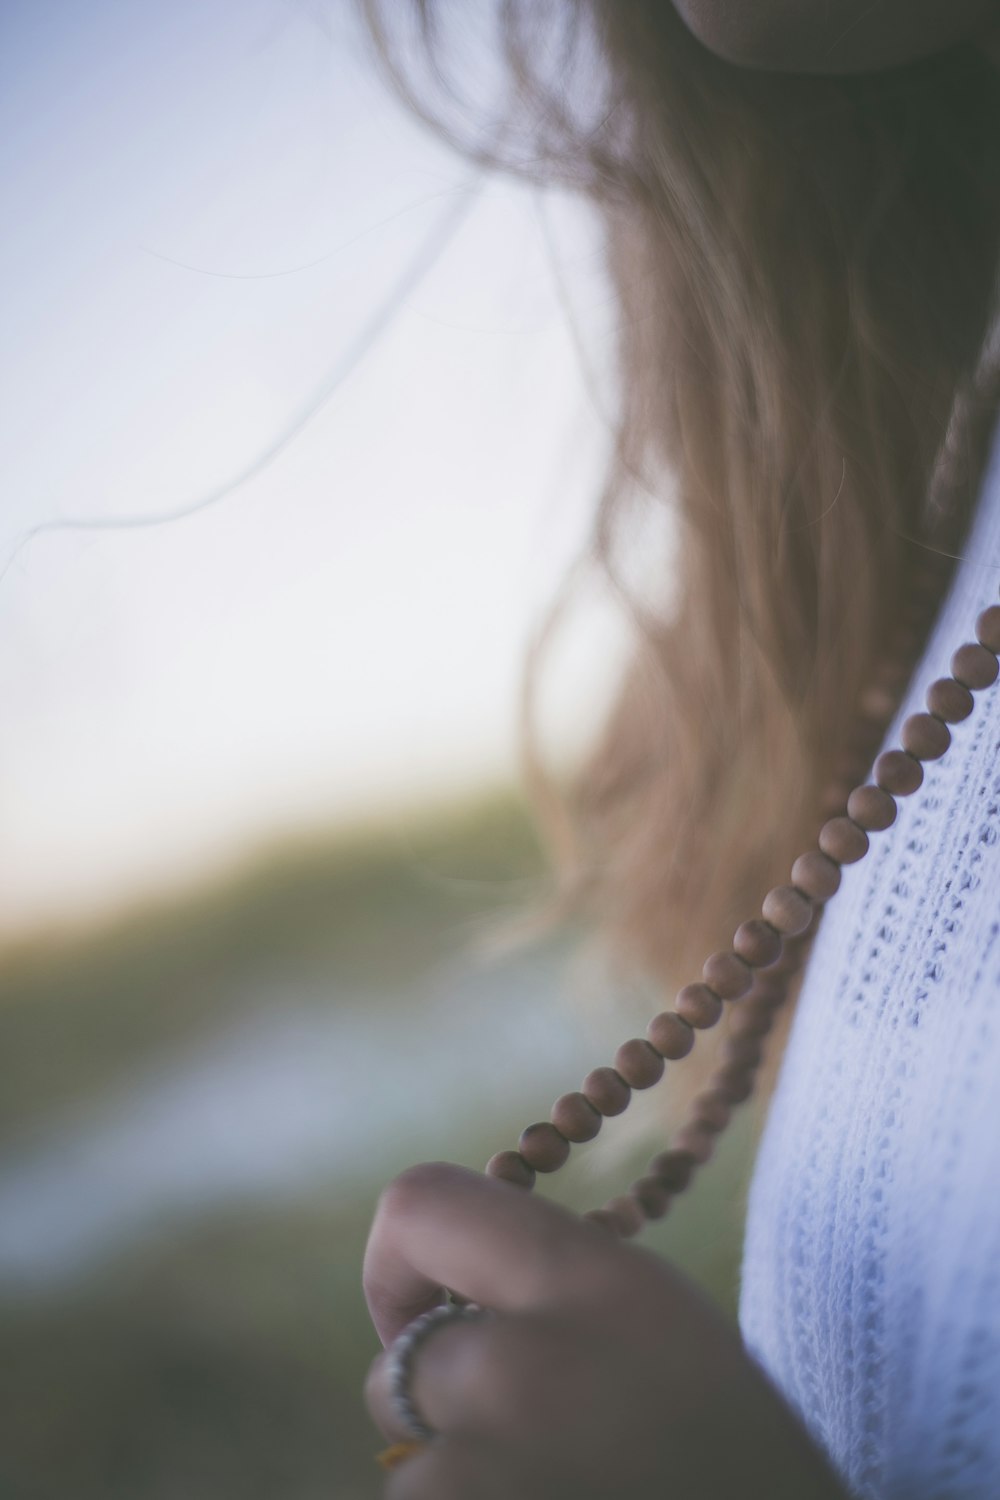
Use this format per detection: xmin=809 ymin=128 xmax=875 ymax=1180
xmin=739 ymin=422 xmax=1000 ymax=1500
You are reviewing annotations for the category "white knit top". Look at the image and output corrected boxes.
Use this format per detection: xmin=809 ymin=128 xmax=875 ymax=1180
xmin=739 ymin=424 xmax=1000 ymax=1500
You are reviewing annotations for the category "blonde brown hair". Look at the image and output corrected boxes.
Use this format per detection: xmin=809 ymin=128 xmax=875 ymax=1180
xmin=362 ymin=4 xmax=1000 ymax=1046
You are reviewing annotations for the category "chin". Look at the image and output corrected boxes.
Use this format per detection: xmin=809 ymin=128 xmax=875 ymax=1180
xmin=669 ymin=0 xmax=811 ymax=71
xmin=670 ymin=0 xmax=1000 ymax=76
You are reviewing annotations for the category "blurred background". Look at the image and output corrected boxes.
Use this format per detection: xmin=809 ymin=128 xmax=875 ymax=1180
xmin=0 ymin=2 xmax=756 ymax=1496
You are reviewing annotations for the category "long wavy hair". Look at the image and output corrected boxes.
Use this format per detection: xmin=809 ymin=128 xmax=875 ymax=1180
xmin=362 ymin=2 xmax=1000 ymax=1097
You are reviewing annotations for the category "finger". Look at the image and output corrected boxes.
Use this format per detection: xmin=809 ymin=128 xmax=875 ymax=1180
xmin=363 ymin=1161 xmax=627 ymax=1345
xmin=383 ymin=1433 xmax=520 ymax=1500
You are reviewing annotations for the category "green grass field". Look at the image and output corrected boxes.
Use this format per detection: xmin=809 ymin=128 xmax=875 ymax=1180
xmin=0 ymin=792 xmax=759 ymax=1500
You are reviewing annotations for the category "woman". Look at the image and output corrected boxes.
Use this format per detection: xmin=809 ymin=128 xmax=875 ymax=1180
xmin=361 ymin=3 xmax=1000 ymax=1495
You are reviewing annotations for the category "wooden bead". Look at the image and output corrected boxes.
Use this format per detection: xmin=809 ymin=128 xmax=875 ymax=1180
xmin=692 ymin=1088 xmax=731 ymax=1132
xmin=802 ymin=904 xmax=822 ymax=938
xmin=550 ymin=1092 xmax=602 ymax=1144
xmin=506 ymin=576 xmax=1000 ymax=1237
xmin=753 ymin=960 xmax=796 ymax=988
xmin=728 ymin=1007 xmax=773 ymax=1039
xmin=702 ymin=950 xmax=753 ymax=999
xmin=926 ymin=676 xmax=973 ymax=723
xmin=648 ymin=1149 xmax=694 ymax=1191
xmin=603 ymin=1195 xmax=645 ymax=1238
xmin=486 ymin=1151 xmax=536 ymax=1190
xmin=630 ymin=1175 xmax=672 ymax=1221
xmin=901 ymin=712 xmax=950 ymax=761
xmin=662 ymin=1144 xmax=702 ymax=1174
xmin=613 ymin=1038 xmax=665 ymax=1090
xmin=713 ymin=1065 xmax=755 ymax=1103
xmin=874 ymin=749 xmax=924 ymax=796
xmin=847 ymin=784 xmax=897 ymax=831
xmin=733 ymin=919 xmax=782 ymax=969
xmin=719 ymin=1036 xmax=763 ymax=1070
xmin=674 ymin=983 xmax=723 ymax=1030
xmin=518 ymin=1122 xmax=571 ymax=1173
xmin=951 ymin=641 xmax=999 ymax=689
xmin=752 ymin=976 xmax=792 ymax=1007
xmin=646 ymin=1010 xmax=695 ymax=1060
xmin=759 ymin=941 xmax=801 ymax=981
xmin=761 ymin=884 xmax=813 ymax=936
xmin=672 ymin=1122 xmax=715 ymax=1164
xmin=790 ymin=850 xmax=841 ymax=902
xmin=975 ymin=604 xmax=1000 ymax=653
xmin=582 ymin=1066 xmax=631 ymax=1117
xmin=819 ymin=815 xmax=869 ymax=864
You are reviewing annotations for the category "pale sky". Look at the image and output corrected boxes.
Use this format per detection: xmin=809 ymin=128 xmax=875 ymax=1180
xmin=0 ymin=0 xmax=639 ymax=934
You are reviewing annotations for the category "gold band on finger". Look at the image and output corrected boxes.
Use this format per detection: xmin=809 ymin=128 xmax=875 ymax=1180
xmin=375 ymin=1439 xmax=426 ymax=1470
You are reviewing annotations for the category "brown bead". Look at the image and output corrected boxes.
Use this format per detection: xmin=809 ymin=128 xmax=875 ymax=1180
xmin=518 ymin=1122 xmax=571 ymax=1173
xmin=485 ymin=1151 xmax=536 ymax=1190
xmin=952 ymin=641 xmax=1000 ymax=690
xmin=648 ymin=1149 xmax=694 ymax=1192
xmin=630 ymin=1175 xmax=672 ymax=1221
xmin=603 ymin=1195 xmax=645 ymax=1238
xmin=550 ymin=1092 xmax=602 ymax=1144
xmin=752 ymin=965 xmax=792 ymax=998
xmin=926 ymin=677 xmax=974 ymax=723
xmin=692 ymin=1088 xmax=731 ymax=1133
xmin=752 ymin=963 xmax=794 ymax=991
xmin=796 ymin=907 xmax=822 ymax=939
xmin=758 ymin=966 xmax=797 ymax=1002
xmin=713 ymin=1065 xmax=755 ymax=1103
xmin=674 ymin=983 xmax=723 ymax=1030
xmin=672 ymin=1122 xmax=715 ymax=1164
xmin=613 ymin=1038 xmax=665 ymax=1090
xmin=847 ymin=784 xmax=897 ymax=832
xmin=874 ymin=749 xmax=924 ymax=797
xmin=790 ymin=850 xmax=841 ymax=902
xmin=582 ymin=1066 xmax=631 ymax=1117
xmin=719 ymin=1036 xmax=763 ymax=1070
xmin=728 ymin=1006 xmax=773 ymax=1040
xmin=646 ymin=1010 xmax=695 ymax=1060
xmin=976 ymin=604 xmax=1000 ymax=654
xmin=758 ymin=942 xmax=799 ymax=981
xmin=733 ymin=919 xmax=782 ymax=969
xmin=702 ymin=950 xmax=753 ymax=999
xmin=748 ymin=982 xmax=785 ymax=1007
xmin=761 ymin=884 xmax=813 ymax=936
xmin=901 ymin=712 xmax=950 ymax=761
xmin=819 ymin=815 xmax=869 ymax=865
xmin=758 ymin=936 xmax=803 ymax=972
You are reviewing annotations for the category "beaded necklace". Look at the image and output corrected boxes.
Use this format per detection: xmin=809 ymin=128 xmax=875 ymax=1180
xmin=479 ymin=556 xmax=1000 ymax=1240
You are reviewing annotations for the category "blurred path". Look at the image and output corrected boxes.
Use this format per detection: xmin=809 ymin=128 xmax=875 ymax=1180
xmin=0 ymin=949 xmax=598 ymax=1288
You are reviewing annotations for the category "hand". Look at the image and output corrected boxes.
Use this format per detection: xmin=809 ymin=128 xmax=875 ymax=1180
xmin=362 ymin=1161 xmax=849 ymax=1498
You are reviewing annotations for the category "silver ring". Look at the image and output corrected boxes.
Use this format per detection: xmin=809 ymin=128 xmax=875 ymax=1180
xmin=386 ymin=1302 xmax=490 ymax=1441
